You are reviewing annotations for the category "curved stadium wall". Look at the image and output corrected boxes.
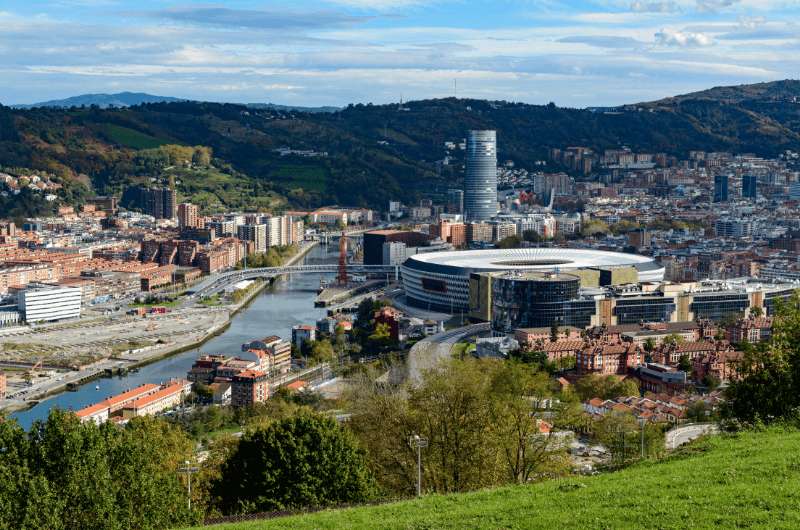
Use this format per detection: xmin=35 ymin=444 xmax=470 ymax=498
xmin=400 ymin=248 xmax=663 ymax=313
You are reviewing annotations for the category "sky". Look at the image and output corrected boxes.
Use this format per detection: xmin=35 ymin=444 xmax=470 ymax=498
xmin=1 ymin=0 xmax=799 ymax=107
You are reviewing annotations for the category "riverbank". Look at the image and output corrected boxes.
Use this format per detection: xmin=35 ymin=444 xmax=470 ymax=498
xmin=1 ymin=241 xmax=319 ymax=414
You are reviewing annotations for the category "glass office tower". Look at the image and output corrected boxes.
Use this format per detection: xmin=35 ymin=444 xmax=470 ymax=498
xmin=464 ymin=130 xmax=498 ymax=222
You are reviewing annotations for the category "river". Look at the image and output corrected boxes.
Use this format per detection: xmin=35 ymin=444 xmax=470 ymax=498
xmin=11 ymin=244 xmax=338 ymax=430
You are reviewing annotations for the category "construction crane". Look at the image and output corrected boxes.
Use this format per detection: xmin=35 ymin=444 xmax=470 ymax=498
xmin=337 ymin=235 xmax=349 ymax=286
xmin=26 ymin=360 xmax=43 ymax=383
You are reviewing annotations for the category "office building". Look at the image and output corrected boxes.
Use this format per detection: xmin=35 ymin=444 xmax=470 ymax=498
xmin=715 ymin=218 xmax=752 ymax=238
xmin=713 ymin=174 xmax=729 ymax=203
xmin=447 ymin=189 xmax=464 ymax=214
xmin=16 ymin=283 xmax=82 ymax=323
xmin=464 ymin=130 xmax=498 ymax=222
xmin=491 ymin=272 xmax=594 ymax=332
xmin=177 ymin=203 xmax=200 ymax=230
xmin=742 ymin=175 xmax=758 ymax=199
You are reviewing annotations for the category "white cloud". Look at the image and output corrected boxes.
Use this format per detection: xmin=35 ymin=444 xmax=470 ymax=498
xmin=655 ymin=28 xmax=714 ymax=46
xmin=696 ymin=0 xmax=740 ymax=12
xmin=630 ymin=1 xmax=680 ymax=13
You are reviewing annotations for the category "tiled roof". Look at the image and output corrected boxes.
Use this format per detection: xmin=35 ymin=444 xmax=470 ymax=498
xmin=126 ymin=382 xmax=184 ymax=410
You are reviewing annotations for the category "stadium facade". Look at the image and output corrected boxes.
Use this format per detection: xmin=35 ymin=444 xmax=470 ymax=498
xmin=401 ymin=248 xmax=663 ymax=313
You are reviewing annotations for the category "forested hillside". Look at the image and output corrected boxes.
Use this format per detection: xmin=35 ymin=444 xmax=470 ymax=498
xmin=2 ymin=79 xmax=800 ymax=215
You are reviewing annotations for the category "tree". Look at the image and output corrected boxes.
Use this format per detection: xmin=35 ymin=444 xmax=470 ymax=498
xmin=496 ymin=235 xmax=522 ymax=249
xmin=522 ymin=229 xmax=542 ymax=243
xmin=595 ymin=412 xmax=664 ymax=465
xmin=191 ymin=146 xmax=212 ymax=167
xmin=0 ymin=410 xmax=197 ymax=529
xmin=347 ymin=359 xmax=571 ymax=496
xmin=574 ymin=374 xmax=639 ymax=401
xmin=663 ymin=334 xmax=684 ymax=347
xmin=212 ymin=413 xmax=374 ymax=514
xmin=550 ymin=323 xmax=560 ymax=342
xmin=678 ymin=354 xmax=692 ymax=373
xmin=368 ymin=322 xmax=395 ymax=352
xmin=703 ymin=373 xmax=721 ymax=390
xmin=724 ymin=294 xmax=800 ymax=423
xmin=310 ymin=339 xmax=336 ymax=364
xmin=750 ymin=306 xmax=763 ymax=318
xmin=488 ymin=363 xmax=570 ymax=483
xmin=581 ymin=220 xmax=609 ymax=237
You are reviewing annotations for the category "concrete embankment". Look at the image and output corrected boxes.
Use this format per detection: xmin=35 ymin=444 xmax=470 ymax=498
xmin=1 ymin=242 xmax=320 ymax=412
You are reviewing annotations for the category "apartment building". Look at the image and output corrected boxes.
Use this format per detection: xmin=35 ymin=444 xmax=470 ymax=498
xmin=231 ymin=370 xmax=269 ymax=406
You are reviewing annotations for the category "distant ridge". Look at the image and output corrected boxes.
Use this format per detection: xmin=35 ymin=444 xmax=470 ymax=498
xmin=245 ymin=103 xmax=340 ymax=113
xmin=11 ymin=91 xmax=341 ymax=113
xmin=12 ymin=92 xmax=186 ymax=109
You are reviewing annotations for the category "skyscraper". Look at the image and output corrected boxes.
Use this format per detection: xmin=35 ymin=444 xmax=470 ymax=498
xmin=464 ymin=130 xmax=497 ymax=222
xmin=714 ymin=174 xmax=729 ymax=203
xmin=742 ymin=175 xmax=758 ymax=199
xmin=447 ymin=189 xmax=464 ymax=214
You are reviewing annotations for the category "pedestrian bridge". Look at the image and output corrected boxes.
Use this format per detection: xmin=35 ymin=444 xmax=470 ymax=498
xmin=188 ymin=264 xmax=398 ymax=298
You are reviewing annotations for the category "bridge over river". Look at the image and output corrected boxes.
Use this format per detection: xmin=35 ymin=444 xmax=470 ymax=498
xmin=188 ymin=264 xmax=399 ymax=298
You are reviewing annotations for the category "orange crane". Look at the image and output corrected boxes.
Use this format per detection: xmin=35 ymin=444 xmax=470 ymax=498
xmin=337 ymin=235 xmax=349 ymax=286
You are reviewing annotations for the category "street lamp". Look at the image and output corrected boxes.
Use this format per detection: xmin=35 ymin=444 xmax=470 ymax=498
xmin=638 ymin=418 xmax=647 ymax=459
xmin=179 ymin=460 xmax=199 ymax=511
xmin=408 ymin=434 xmax=428 ymax=497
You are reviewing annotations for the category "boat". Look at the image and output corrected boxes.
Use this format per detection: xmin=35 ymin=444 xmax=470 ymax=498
xmin=95 ymin=385 xmax=100 ymax=391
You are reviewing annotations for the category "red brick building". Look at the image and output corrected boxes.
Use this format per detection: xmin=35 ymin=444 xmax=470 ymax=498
xmin=231 ymin=369 xmax=269 ymax=406
xmin=577 ymin=342 xmax=642 ymax=375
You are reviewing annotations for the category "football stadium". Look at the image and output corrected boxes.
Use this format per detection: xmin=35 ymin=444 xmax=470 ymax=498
xmin=400 ymin=248 xmax=664 ymax=313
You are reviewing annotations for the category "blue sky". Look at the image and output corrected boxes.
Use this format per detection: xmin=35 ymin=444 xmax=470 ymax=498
xmin=2 ymin=0 xmax=799 ymax=107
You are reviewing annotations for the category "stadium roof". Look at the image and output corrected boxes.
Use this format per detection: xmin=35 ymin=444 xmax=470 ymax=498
xmin=403 ymin=248 xmax=661 ymax=277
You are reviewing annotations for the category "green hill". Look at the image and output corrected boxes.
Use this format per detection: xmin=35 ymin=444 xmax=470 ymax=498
xmin=203 ymin=428 xmax=800 ymax=529
xmin=3 ymin=79 xmax=800 ymax=215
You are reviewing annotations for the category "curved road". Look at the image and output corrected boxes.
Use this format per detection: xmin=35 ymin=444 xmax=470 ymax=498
xmin=407 ymin=322 xmax=491 ymax=385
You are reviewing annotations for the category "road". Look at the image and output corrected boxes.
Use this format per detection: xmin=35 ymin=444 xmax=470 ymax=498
xmin=406 ymin=323 xmax=490 ymax=385
xmin=665 ymin=423 xmax=720 ymax=450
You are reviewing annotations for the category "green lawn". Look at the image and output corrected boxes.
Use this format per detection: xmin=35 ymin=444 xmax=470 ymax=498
xmin=100 ymin=123 xmax=169 ymax=149
xmin=270 ymin=164 xmax=328 ymax=192
xmin=202 ymin=428 xmax=800 ymax=529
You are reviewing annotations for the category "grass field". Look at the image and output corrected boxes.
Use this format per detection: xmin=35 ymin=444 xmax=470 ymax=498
xmin=100 ymin=123 xmax=169 ymax=149
xmin=270 ymin=164 xmax=328 ymax=192
xmin=202 ymin=428 xmax=800 ymax=529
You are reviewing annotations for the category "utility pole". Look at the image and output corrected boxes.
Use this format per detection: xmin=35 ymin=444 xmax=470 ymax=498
xmin=179 ymin=460 xmax=199 ymax=511
xmin=409 ymin=434 xmax=428 ymax=497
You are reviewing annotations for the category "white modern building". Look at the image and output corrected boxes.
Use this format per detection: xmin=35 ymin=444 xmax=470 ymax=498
xmin=17 ymin=283 xmax=81 ymax=323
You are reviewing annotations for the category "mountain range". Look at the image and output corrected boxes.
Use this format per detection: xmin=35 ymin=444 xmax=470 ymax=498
xmin=1 ymin=79 xmax=800 ymax=216
xmin=11 ymin=92 xmax=340 ymax=113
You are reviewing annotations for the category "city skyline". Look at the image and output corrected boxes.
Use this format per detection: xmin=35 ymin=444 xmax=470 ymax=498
xmin=2 ymin=1 xmax=800 ymax=108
